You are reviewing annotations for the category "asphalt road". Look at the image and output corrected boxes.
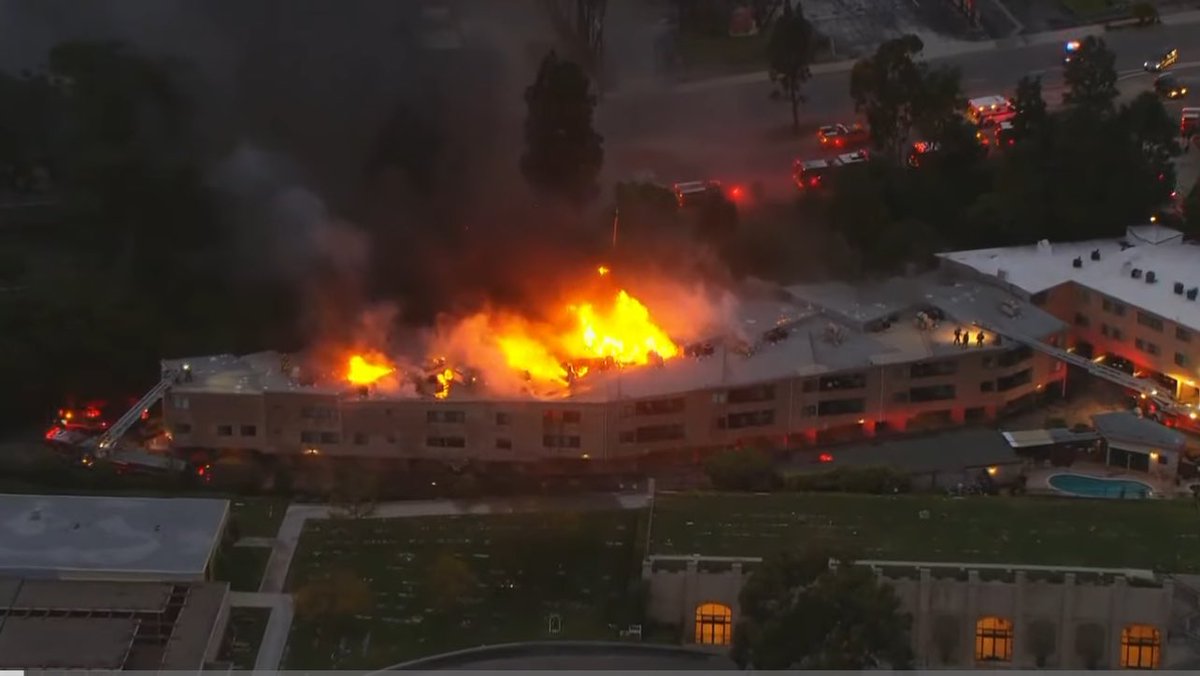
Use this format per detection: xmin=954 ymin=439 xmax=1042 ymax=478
xmin=598 ymin=21 xmax=1200 ymax=199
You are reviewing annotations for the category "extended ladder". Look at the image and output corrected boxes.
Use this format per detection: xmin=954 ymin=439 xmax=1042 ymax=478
xmin=91 ymin=369 xmax=178 ymax=457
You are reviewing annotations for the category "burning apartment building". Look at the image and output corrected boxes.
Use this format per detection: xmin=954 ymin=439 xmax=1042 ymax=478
xmin=121 ymin=266 xmax=1070 ymax=466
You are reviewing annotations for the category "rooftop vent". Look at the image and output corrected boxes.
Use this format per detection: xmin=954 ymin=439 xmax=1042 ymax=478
xmin=1132 ymin=268 xmax=1143 ymax=279
xmin=1091 ymin=249 xmax=1101 ymax=261
xmin=1188 ymin=288 xmax=1199 ymax=301
xmin=1072 ymin=257 xmax=1083 ymax=268
xmin=1175 ymin=282 xmax=1185 ymax=295
xmin=1146 ymin=271 xmax=1157 ymax=284
xmin=1119 ymin=240 xmax=1133 ymax=250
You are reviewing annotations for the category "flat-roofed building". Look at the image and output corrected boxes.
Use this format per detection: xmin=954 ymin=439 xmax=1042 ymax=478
xmin=0 ymin=494 xmax=229 ymax=582
xmin=0 ymin=576 xmax=230 ymax=670
xmin=155 ymin=274 xmax=1066 ymax=463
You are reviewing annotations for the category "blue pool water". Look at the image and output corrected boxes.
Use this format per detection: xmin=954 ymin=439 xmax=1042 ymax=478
xmin=1048 ymin=473 xmax=1153 ymax=499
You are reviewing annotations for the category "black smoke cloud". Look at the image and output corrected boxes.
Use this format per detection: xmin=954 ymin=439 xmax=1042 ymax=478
xmin=0 ymin=0 xmax=618 ymax=328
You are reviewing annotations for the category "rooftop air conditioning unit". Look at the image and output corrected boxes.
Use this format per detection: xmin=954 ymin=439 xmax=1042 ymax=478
xmin=1072 ymin=257 xmax=1083 ymax=268
xmin=1146 ymin=271 xmax=1157 ymax=284
xmin=1132 ymin=268 xmax=1143 ymax=279
xmin=1174 ymin=282 xmax=1185 ymax=295
xmin=1188 ymin=287 xmax=1199 ymax=301
xmin=1091 ymin=249 xmax=1101 ymax=261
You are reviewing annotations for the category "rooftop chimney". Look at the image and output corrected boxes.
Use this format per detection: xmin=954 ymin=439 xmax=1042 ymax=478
xmin=1072 ymin=257 xmax=1083 ymax=268
xmin=1091 ymin=249 xmax=1101 ymax=261
xmin=1036 ymin=239 xmax=1052 ymax=255
xmin=1132 ymin=268 xmax=1142 ymax=279
xmin=1188 ymin=288 xmax=1198 ymax=301
xmin=1146 ymin=271 xmax=1157 ymax=284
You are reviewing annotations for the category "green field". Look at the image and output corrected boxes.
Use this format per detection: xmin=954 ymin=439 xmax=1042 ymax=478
xmin=650 ymin=492 xmax=1200 ymax=572
xmin=218 ymin=607 xmax=271 ymax=669
xmin=283 ymin=510 xmax=648 ymax=669
xmin=229 ymin=497 xmax=287 ymax=538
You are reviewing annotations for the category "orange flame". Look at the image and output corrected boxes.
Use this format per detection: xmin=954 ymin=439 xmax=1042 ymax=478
xmin=347 ymin=354 xmax=395 ymax=385
xmin=434 ymin=368 xmax=455 ymax=399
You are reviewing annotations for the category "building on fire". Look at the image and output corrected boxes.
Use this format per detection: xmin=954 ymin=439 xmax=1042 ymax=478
xmin=121 ymin=223 xmax=1199 ymax=464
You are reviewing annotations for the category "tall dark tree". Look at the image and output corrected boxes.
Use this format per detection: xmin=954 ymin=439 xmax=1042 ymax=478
xmin=1009 ymin=75 xmax=1048 ymax=142
xmin=1062 ymin=36 xmax=1118 ymax=111
xmin=849 ymin=35 xmax=927 ymax=162
xmin=1121 ymin=91 xmax=1181 ymax=170
xmin=766 ymin=0 xmax=815 ymax=134
xmin=1184 ymin=179 xmax=1200 ymax=236
xmin=732 ymin=550 xmax=914 ymax=669
xmin=749 ymin=0 xmax=786 ymax=32
xmin=520 ymin=51 xmax=604 ymax=205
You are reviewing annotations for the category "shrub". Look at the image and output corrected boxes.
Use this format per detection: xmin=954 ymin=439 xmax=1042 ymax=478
xmin=785 ymin=466 xmax=912 ymax=494
xmin=704 ymin=447 xmax=781 ymax=491
xmin=1131 ymin=1 xmax=1159 ymax=25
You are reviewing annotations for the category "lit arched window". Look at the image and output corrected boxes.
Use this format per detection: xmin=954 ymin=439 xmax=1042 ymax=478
xmin=975 ymin=616 xmax=1014 ymax=662
xmin=694 ymin=602 xmax=733 ymax=646
xmin=1121 ymin=624 xmax=1161 ymax=669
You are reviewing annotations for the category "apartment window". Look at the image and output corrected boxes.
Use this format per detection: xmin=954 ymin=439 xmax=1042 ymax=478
xmin=975 ymin=616 xmax=1014 ymax=662
xmin=495 ymin=412 xmax=511 ymax=426
xmin=319 ymin=432 xmax=339 ymax=444
xmin=496 ymin=438 xmax=512 ymax=450
xmin=1178 ymin=327 xmax=1192 ymax=342
xmin=802 ymin=404 xmax=818 ymax=416
xmin=631 ymin=424 xmax=685 ymax=443
xmin=171 ymin=395 xmax=190 ymax=410
xmin=543 ymin=410 xmax=582 ymax=424
xmin=427 ymin=410 xmax=466 ymax=424
xmin=1137 ymin=311 xmax=1164 ymax=332
xmin=1112 ymin=327 xmax=1124 ymax=340
xmin=353 ymin=432 xmax=368 ymax=445
xmin=562 ymin=411 xmax=581 ymax=424
xmin=216 ymin=425 xmax=233 ymax=437
xmin=300 ymin=431 xmax=318 ymax=443
xmin=997 ymin=345 xmax=1033 ymax=367
xmin=300 ymin=406 xmax=335 ymax=420
xmin=817 ymin=398 xmax=866 ymax=416
xmin=997 ymin=368 xmax=1032 ymax=392
xmin=721 ymin=409 xmax=776 ymax=430
xmin=1176 ymin=352 xmax=1189 ymax=367
xmin=1073 ymin=312 xmax=1089 ymax=327
xmin=240 ymin=425 xmax=257 ymax=437
xmin=711 ymin=392 xmax=728 ymax=404
xmin=1102 ymin=298 xmax=1125 ymax=316
xmin=819 ymin=372 xmax=867 ymax=391
xmin=727 ymin=384 xmax=776 ymax=404
xmin=981 ymin=356 xmax=994 ymax=368
xmin=980 ymin=381 xmax=995 ymax=393
xmin=910 ymin=360 xmax=958 ymax=379
xmin=1135 ymin=339 xmax=1159 ymax=355
xmin=543 ymin=435 xmax=581 ymax=449
xmin=1120 ymin=624 xmax=1161 ymax=669
xmin=1101 ymin=323 xmax=1110 ymax=337
xmin=174 ymin=423 xmax=192 ymax=434
xmin=634 ymin=397 xmax=686 ymax=416
xmin=910 ymin=384 xmax=956 ymax=402
xmin=426 ymin=436 xmax=466 ymax=448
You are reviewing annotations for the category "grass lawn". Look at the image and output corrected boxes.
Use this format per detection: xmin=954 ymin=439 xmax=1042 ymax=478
xmin=218 ymin=606 xmax=271 ymax=669
xmin=213 ymin=545 xmax=272 ymax=592
xmin=283 ymin=510 xmax=647 ymax=669
xmin=650 ymin=492 xmax=1200 ymax=572
xmin=675 ymin=32 xmax=768 ymax=78
xmin=229 ymin=497 xmax=288 ymax=538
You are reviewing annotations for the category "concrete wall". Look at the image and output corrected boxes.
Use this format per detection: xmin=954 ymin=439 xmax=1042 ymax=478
xmin=645 ymin=561 xmax=1176 ymax=669
xmin=162 ymin=344 xmax=1058 ymax=462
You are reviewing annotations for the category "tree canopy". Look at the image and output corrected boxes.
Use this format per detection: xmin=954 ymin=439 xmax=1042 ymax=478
xmin=766 ymin=0 xmax=815 ymax=134
xmin=520 ymin=50 xmax=605 ymax=205
xmin=1062 ymin=36 xmax=1119 ymax=112
xmin=732 ymin=550 xmax=914 ymax=669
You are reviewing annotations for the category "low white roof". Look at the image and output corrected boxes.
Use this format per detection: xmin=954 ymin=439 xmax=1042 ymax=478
xmin=939 ymin=226 xmax=1200 ymax=331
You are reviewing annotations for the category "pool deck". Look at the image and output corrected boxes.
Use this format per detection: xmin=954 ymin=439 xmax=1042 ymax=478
xmin=1027 ymin=462 xmax=1192 ymax=498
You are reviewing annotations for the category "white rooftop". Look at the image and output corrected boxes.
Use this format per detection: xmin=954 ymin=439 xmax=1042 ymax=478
xmin=0 ymin=494 xmax=229 ymax=579
xmin=938 ymin=226 xmax=1200 ymax=331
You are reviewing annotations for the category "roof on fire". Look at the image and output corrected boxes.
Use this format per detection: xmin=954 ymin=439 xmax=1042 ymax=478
xmin=164 ymin=273 xmax=1063 ymax=403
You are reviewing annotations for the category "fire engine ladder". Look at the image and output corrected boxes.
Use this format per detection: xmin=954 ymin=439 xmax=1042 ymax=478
xmin=977 ymin=323 xmax=1194 ymax=418
xmin=91 ymin=370 xmax=178 ymax=457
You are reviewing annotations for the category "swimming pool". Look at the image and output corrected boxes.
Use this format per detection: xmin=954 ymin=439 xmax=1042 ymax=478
xmin=1048 ymin=473 xmax=1154 ymax=499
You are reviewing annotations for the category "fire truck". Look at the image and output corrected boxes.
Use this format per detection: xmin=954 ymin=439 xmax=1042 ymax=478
xmin=1182 ymin=107 xmax=1199 ymax=139
xmin=792 ymin=150 xmax=868 ymax=189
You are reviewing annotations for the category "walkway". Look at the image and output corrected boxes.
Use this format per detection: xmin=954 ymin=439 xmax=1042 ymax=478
xmin=243 ymin=490 xmax=654 ymax=670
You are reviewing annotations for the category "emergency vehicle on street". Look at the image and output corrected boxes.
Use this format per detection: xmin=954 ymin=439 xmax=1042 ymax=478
xmin=817 ymin=123 xmax=869 ymax=150
xmin=966 ymin=95 xmax=1016 ymax=127
xmin=1183 ymin=107 xmax=1199 ymax=139
xmin=792 ymin=150 xmax=868 ymax=189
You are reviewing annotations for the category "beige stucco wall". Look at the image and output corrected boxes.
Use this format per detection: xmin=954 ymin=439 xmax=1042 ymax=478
xmin=645 ymin=560 xmax=1177 ymax=669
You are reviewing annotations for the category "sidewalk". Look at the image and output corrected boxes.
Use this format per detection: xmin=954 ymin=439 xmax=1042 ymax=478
xmin=609 ymin=9 xmax=1200 ymax=99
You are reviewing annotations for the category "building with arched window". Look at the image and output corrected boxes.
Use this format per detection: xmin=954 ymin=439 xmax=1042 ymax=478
xmin=643 ymin=555 xmax=1192 ymax=668
xmin=1121 ymin=624 xmax=1162 ymax=669
xmin=694 ymin=603 xmax=732 ymax=646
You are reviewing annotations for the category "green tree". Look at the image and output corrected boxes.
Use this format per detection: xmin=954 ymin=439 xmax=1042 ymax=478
xmin=1183 ymin=179 xmax=1200 ymax=236
xmin=703 ymin=447 xmax=778 ymax=491
xmin=1062 ymin=36 xmax=1118 ymax=112
xmin=1121 ymin=91 xmax=1180 ymax=170
xmin=1009 ymin=75 xmax=1048 ymax=143
xmin=732 ymin=550 xmax=914 ymax=669
xmin=520 ymin=50 xmax=604 ymax=205
xmin=849 ymin=35 xmax=927 ymax=161
xmin=766 ymin=0 xmax=816 ymax=134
